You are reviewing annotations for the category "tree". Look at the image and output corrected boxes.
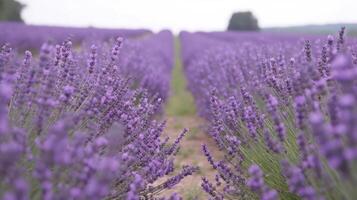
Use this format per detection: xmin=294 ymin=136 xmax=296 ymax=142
xmin=227 ymin=11 xmax=259 ymax=31
xmin=0 ymin=0 xmax=24 ymax=22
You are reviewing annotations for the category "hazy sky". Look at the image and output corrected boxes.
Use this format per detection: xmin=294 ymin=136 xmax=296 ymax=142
xmin=18 ymin=0 xmax=356 ymax=32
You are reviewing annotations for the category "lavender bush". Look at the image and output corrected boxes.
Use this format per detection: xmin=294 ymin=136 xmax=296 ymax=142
xmin=0 ymin=22 xmax=150 ymax=50
xmin=116 ymin=30 xmax=174 ymax=102
xmin=180 ymin=28 xmax=357 ymax=199
xmin=0 ymin=31 xmax=195 ymax=199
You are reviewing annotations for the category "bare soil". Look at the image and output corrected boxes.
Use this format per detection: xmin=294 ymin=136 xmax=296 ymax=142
xmin=157 ymin=116 xmax=223 ymax=199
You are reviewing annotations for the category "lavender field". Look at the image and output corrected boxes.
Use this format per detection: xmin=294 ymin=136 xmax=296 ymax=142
xmin=0 ymin=15 xmax=357 ymax=200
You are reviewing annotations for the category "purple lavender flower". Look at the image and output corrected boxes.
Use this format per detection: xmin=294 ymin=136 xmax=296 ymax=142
xmin=337 ymin=27 xmax=346 ymax=52
xmin=167 ymin=128 xmax=188 ymax=155
xmin=304 ymin=40 xmax=312 ymax=63
xmin=202 ymin=144 xmax=217 ymax=169
xmin=201 ymin=177 xmax=223 ymax=199
xmin=88 ymin=44 xmax=97 ymax=74
xmin=162 ymin=165 xmax=199 ymax=189
xmin=263 ymin=129 xmax=283 ymax=153
xmin=281 ymin=160 xmax=320 ymax=200
xmin=247 ymin=164 xmax=278 ymax=200
xmin=126 ymin=173 xmax=144 ymax=200
xmin=266 ymin=94 xmax=286 ymax=142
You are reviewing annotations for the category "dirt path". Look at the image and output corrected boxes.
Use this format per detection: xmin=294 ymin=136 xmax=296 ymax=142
xmin=156 ymin=38 xmax=223 ymax=199
xmin=161 ymin=116 xmax=223 ymax=199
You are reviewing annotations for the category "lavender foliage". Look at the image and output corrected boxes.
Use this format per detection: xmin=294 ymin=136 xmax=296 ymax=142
xmin=180 ymin=28 xmax=357 ymax=199
xmin=0 ymin=31 xmax=193 ymax=199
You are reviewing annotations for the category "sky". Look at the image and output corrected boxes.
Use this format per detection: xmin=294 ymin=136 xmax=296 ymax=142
xmin=18 ymin=0 xmax=357 ymax=33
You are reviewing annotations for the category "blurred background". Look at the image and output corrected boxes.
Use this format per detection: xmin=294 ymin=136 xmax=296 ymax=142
xmin=0 ymin=0 xmax=356 ymax=34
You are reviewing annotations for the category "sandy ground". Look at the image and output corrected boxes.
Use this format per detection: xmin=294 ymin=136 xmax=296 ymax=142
xmin=155 ymin=116 xmax=223 ymax=199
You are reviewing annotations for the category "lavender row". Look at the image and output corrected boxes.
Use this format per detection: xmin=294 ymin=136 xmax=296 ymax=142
xmin=180 ymin=29 xmax=357 ymax=199
xmin=0 ymin=22 xmax=151 ymax=50
xmin=0 ymin=31 xmax=194 ymax=199
xmin=116 ymin=30 xmax=174 ymax=102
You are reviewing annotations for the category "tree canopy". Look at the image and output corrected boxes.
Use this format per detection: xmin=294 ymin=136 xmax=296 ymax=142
xmin=227 ymin=11 xmax=259 ymax=31
xmin=0 ymin=0 xmax=24 ymax=22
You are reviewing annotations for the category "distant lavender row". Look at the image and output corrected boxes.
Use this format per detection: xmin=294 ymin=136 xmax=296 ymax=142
xmin=0 ymin=31 xmax=194 ymax=199
xmin=180 ymin=29 xmax=357 ymax=199
xmin=117 ymin=30 xmax=174 ymax=101
xmin=0 ymin=22 xmax=151 ymax=50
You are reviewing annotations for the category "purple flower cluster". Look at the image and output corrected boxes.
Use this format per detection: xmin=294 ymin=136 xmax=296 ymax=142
xmin=180 ymin=28 xmax=357 ymax=199
xmin=247 ymin=165 xmax=278 ymax=200
xmin=0 ymin=31 xmax=193 ymax=199
xmin=281 ymin=160 xmax=320 ymax=200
